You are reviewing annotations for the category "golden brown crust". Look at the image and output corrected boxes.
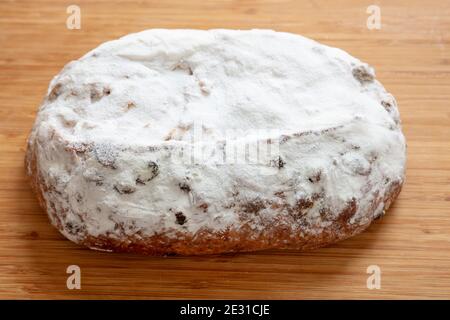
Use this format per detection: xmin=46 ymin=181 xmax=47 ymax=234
xmin=26 ymin=139 xmax=403 ymax=256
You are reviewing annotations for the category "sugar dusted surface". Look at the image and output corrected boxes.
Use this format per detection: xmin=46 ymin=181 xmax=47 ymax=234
xmin=26 ymin=29 xmax=406 ymax=252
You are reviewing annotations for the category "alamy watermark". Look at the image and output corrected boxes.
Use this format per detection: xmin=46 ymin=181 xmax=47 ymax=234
xmin=66 ymin=5 xmax=81 ymax=30
xmin=66 ymin=265 xmax=81 ymax=289
xmin=366 ymin=5 xmax=381 ymax=30
xmin=158 ymin=121 xmax=282 ymax=169
xmin=366 ymin=265 xmax=381 ymax=289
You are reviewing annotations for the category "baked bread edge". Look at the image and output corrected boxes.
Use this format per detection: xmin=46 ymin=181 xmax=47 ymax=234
xmin=25 ymin=138 xmax=404 ymax=255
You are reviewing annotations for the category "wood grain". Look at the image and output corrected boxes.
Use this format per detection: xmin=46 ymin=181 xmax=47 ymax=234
xmin=0 ymin=0 xmax=449 ymax=299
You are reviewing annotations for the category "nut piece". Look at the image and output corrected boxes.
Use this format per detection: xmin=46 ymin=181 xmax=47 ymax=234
xmin=114 ymin=183 xmax=136 ymax=194
xmin=136 ymin=161 xmax=159 ymax=185
xmin=352 ymin=65 xmax=374 ymax=83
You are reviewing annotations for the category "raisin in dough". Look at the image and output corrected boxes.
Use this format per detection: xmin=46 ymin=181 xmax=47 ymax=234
xmin=26 ymin=29 xmax=406 ymax=255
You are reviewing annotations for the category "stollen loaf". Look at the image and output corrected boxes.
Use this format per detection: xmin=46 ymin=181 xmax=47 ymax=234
xmin=25 ymin=29 xmax=406 ymax=255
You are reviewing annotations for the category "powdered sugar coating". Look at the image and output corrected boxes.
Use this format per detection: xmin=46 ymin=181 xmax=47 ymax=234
xmin=26 ymin=29 xmax=406 ymax=252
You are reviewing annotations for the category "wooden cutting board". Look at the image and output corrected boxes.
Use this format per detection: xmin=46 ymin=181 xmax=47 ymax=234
xmin=1 ymin=0 xmax=449 ymax=299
